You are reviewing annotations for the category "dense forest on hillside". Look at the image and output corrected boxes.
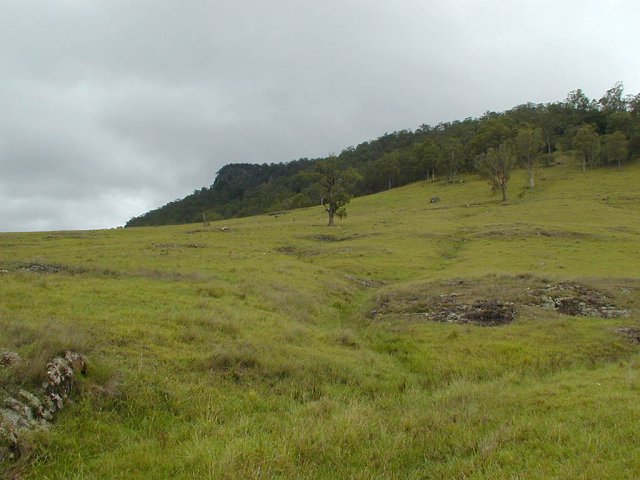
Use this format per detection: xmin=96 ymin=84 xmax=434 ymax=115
xmin=126 ymin=83 xmax=640 ymax=227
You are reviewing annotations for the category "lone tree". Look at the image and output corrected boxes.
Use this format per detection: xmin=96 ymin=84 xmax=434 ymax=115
xmin=514 ymin=124 xmax=544 ymax=188
xmin=477 ymin=142 xmax=517 ymax=202
xmin=310 ymin=156 xmax=360 ymax=226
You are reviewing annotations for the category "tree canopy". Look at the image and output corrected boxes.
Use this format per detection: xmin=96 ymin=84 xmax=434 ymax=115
xmin=306 ymin=157 xmax=360 ymax=226
xmin=477 ymin=142 xmax=517 ymax=202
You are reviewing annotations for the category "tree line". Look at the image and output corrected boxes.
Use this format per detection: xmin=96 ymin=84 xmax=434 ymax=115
xmin=126 ymin=83 xmax=639 ymax=227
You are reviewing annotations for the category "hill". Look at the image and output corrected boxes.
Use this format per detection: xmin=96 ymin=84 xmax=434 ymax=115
xmin=1 ymin=158 xmax=640 ymax=478
xmin=126 ymin=83 xmax=640 ymax=227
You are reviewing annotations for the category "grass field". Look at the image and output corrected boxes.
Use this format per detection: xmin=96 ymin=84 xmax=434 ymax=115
xmin=1 ymin=158 xmax=640 ymax=479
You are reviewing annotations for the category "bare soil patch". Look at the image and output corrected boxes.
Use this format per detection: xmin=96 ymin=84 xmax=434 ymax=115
xmin=18 ymin=263 xmax=68 ymax=274
xmin=312 ymin=234 xmax=338 ymax=242
xmin=369 ymin=275 xmax=632 ymax=325
xmin=475 ymin=225 xmax=596 ymax=240
xmin=344 ymin=274 xmax=385 ymax=288
xmin=151 ymin=242 xmax=207 ymax=250
xmin=615 ymin=327 xmax=640 ymax=345
xmin=275 ymin=246 xmax=321 ymax=257
xmin=528 ymin=283 xmax=630 ymax=318
xmin=370 ymin=292 xmax=515 ymax=326
xmin=308 ymin=233 xmax=377 ymax=243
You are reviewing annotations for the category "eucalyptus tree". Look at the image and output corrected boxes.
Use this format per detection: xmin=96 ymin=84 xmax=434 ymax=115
xmin=309 ymin=156 xmax=360 ymax=226
xmin=477 ymin=142 xmax=517 ymax=202
xmin=438 ymin=137 xmax=464 ymax=182
xmin=601 ymin=131 xmax=629 ymax=167
xmin=514 ymin=125 xmax=545 ymax=188
xmin=573 ymin=124 xmax=601 ymax=172
xmin=599 ymin=82 xmax=626 ymax=113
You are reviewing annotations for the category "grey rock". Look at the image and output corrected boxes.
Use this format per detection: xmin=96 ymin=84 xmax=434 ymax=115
xmin=0 ymin=352 xmax=21 ymax=368
xmin=0 ymin=350 xmax=87 ymax=464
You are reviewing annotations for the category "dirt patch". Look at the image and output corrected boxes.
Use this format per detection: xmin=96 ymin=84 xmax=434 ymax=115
xmin=462 ymin=300 xmax=516 ymax=325
xmin=151 ymin=243 xmax=206 ymax=250
xmin=370 ymin=293 xmax=515 ymax=326
xmin=16 ymin=263 xmax=95 ymax=276
xmin=308 ymin=233 xmax=377 ymax=243
xmin=344 ymin=274 xmax=385 ymax=288
xmin=476 ymin=226 xmax=595 ymax=240
xmin=312 ymin=234 xmax=338 ymax=242
xmin=369 ymin=275 xmax=633 ymax=325
xmin=17 ymin=263 xmax=67 ymax=274
xmin=532 ymin=229 xmax=589 ymax=238
xmin=615 ymin=327 xmax=640 ymax=344
xmin=275 ymin=246 xmax=321 ymax=257
xmin=529 ymin=283 xmax=630 ymax=318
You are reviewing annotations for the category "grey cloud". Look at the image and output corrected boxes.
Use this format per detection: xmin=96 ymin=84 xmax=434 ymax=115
xmin=1 ymin=0 xmax=639 ymax=231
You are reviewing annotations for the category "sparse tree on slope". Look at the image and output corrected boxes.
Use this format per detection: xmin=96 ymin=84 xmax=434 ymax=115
xmin=477 ymin=142 xmax=517 ymax=202
xmin=310 ymin=156 xmax=360 ymax=226
xmin=514 ymin=124 xmax=544 ymax=188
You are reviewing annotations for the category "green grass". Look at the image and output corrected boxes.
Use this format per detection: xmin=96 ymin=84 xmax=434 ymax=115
xmin=1 ymin=158 xmax=640 ymax=479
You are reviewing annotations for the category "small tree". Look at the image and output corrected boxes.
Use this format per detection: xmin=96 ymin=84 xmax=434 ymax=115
xmin=377 ymin=152 xmax=401 ymax=190
xmin=310 ymin=156 xmax=360 ymax=226
xmin=411 ymin=140 xmax=439 ymax=181
xmin=438 ymin=137 xmax=464 ymax=182
xmin=573 ymin=124 xmax=600 ymax=172
xmin=477 ymin=142 xmax=516 ymax=202
xmin=601 ymin=131 xmax=628 ymax=167
xmin=514 ymin=124 xmax=544 ymax=188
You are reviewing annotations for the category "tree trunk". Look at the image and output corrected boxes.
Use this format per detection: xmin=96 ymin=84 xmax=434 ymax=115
xmin=544 ymin=130 xmax=552 ymax=165
xmin=545 ymin=131 xmax=552 ymax=155
xmin=501 ymin=183 xmax=508 ymax=202
xmin=327 ymin=210 xmax=335 ymax=226
xmin=528 ymin=167 xmax=535 ymax=188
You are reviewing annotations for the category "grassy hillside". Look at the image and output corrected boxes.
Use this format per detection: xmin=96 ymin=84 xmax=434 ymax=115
xmin=125 ymin=85 xmax=640 ymax=228
xmin=1 ymin=158 xmax=640 ymax=479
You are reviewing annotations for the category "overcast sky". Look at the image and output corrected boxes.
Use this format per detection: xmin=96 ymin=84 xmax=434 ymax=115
xmin=1 ymin=0 xmax=639 ymax=232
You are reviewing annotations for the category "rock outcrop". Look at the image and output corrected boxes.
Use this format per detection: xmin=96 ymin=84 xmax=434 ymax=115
xmin=0 ymin=351 xmax=87 ymax=463
xmin=0 ymin=353 xmax=21 ymax=368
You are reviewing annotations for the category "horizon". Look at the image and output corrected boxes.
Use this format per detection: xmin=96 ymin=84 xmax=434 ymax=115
xmin=2 ymin=0 xmax=639 ymax=232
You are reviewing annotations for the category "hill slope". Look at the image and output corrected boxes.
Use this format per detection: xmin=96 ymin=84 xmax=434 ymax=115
xmin=125 ymin=85 xmax=640 ymax=227
xmin=1 ymin=159 xmax=640 ymax=479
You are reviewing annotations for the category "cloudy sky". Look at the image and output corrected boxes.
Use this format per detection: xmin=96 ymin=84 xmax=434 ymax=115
xmin=1 ymin=0 xmax=639 ymax=232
